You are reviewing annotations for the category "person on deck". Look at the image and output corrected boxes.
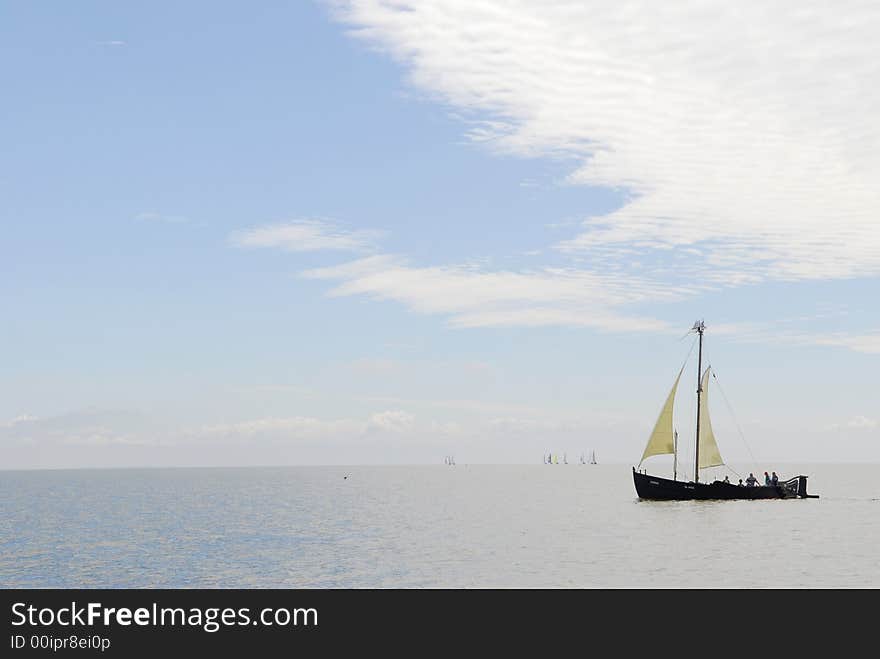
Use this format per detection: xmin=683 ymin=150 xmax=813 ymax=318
xmin=746 ymin=473 xmax=758 ymax=487
xmin=771 ymin=471 xmax=779 ymax=486
xmin=738 ymin=479 xmax=744 ymax=486
xmin=723 ymin=476 xmax=730 ymax=483
xmin=764 ymin=471 xmax=771 ymax=486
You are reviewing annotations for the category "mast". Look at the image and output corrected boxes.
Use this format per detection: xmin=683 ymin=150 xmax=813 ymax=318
xmin=693 ymin=320 xmax=705 ymax=483
xmin=673 ymin=429 xmax=678 ymax=481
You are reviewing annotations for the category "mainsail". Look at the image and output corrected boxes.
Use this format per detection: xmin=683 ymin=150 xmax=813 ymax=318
xmin=698 ymin=367 xmax=724 ymax=469
xmin=639 ymin=367 xmax=684 ymax=466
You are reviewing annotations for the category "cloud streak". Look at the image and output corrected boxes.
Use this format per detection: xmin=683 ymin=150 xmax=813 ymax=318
xmin=713 ymin=322 xmax=880 ymax=355
xmin=231 ymin=219 xmax=378 ymax=253
xmin=303 ymin=255 xmax=675 ymax=331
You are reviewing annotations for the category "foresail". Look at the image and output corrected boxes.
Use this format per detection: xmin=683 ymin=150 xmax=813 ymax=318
xmin=698 ymin=367 xmax=724 ymax=469
xmin=639 ymin=367 xmax=683 ymax=466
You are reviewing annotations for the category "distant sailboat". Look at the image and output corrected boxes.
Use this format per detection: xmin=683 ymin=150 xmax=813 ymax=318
xmin=579 ymin=453 xmax=585 ymax=465
xmin=589 ymin=450 xmax=597 ymax=465
xmin=563 ymin=453 xmax=568 ymax=465
xmin=633 ymin=321 xmax=817 ymax=500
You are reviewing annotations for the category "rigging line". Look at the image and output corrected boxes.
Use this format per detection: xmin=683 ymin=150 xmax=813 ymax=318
xmin=711 ymin=369 xmax=760 ymax=473
xmin=680 ymin=334 xmax=698 ymax=371
xmin=722 ymin=463 xmax=743 ymax=480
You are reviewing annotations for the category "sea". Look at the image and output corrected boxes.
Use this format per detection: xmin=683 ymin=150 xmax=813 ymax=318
xmin=1 ymin=464 xmax=878 ymax=588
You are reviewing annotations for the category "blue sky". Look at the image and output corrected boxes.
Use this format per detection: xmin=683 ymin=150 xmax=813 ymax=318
xmin=2 ymin=1 xmax=878 ymax=469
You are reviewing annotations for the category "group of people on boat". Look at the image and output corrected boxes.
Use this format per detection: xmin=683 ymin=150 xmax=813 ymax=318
xmin=722 ymin=471 xmax=779 ymax=487
xmin=718 ymin=471 xmax=779 ymax=487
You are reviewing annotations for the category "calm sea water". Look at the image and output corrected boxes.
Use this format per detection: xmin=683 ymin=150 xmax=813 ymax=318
xmin=1 ymin=464 xmax=878 ymax=588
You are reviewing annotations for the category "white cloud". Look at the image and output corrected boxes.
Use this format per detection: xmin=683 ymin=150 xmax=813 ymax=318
xmin=357 ymin=394 xmax=547 ymax=416
xmin=193 ymin=416 xmax=363 ymax=441
xmin=303 ymin=255 xmax=674 ymax=331
xmin=0 ymin=409 xmax=422 ymax=450
xmin=3 ymin=414 xmax=38 ymax=428
xmin=176 ymin=411 xmax=418 ymax=443
xmin=824 ymin=415 xmax=878 ymax=431
xmin=847 ymin=416 xmax=878 ymax=429
xmin=488 ymin=417 xmax=599 ymax=434
xmin=711 ymin=322 xmax=880 ymax=355
xmin=797 ymin=332 xmax=880 ymax=355
xmin=0 ymin=410 xmax=147 ymax=446
xmin=366 ymin=410 xmax=415 ymax=433
xmin=231 ymin=219 xmax=378 ymax=253
xmin=331 ymin=1 xmax=880 ymax=285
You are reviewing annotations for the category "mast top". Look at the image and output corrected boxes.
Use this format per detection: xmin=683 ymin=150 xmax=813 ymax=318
xmin=692 ymin=320 xmax=705 ymax=333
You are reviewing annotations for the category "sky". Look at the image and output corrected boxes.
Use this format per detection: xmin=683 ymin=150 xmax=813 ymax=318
xmin=1 ymin=0 xmax=878 ymax=469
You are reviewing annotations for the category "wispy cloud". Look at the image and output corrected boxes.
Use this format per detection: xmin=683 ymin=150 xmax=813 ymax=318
xmin=94 ymin=40 xmax=126 ymax=47
xmin=303 ymin=254 xmax=674 ymax=331
xmin=153 ymin=410 xmax=422 ymax=444
xmin=713 ymin=321 xmax=880 ymax=355
xmin=331 ymin=1 xmax=880 ymax=286
xmin=824 ymin=415 xmax=878 ymax=431
xmin=242 ymin=232 xmax=676 ymax=332
xmin=848 ymin=416 xmax=878 ymax=429
xmin=1 ymin=408 xmax=423 ymax=448
xmin=365 ymin=410 xmax=415 ymax=433
xmin=356 ymin=394 xmax=548 ymax=417
xmin=192 ymin=415 xmax=364 ymax=442
xmin=2 ymin=414 xmax=38 ymax=428
xmin=795 ymin=332 xmax=880 ymax=355
xmin=231 ymin=219 xmax=378 ymax=253
xmin=0 ymin=410 xmax=147 ymax=446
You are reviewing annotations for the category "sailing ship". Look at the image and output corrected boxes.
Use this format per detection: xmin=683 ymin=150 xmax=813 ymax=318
xmin=589 ymin=449 xmax=597 ymax=465
xmin=633 ymin=321 xmax=817 ymax=500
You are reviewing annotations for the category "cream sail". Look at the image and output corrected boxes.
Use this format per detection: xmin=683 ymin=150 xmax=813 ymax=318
xmin=637 ymin=329 xmax=724 ymax=477
xmin=639 ymin=367 xmax=683 ymax=466
xmin=698 ymin=367 xmax=724 ymax=469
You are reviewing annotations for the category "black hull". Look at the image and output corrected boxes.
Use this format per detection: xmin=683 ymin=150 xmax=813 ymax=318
xmin=633 ymin=468 xmax=816 ymax=500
